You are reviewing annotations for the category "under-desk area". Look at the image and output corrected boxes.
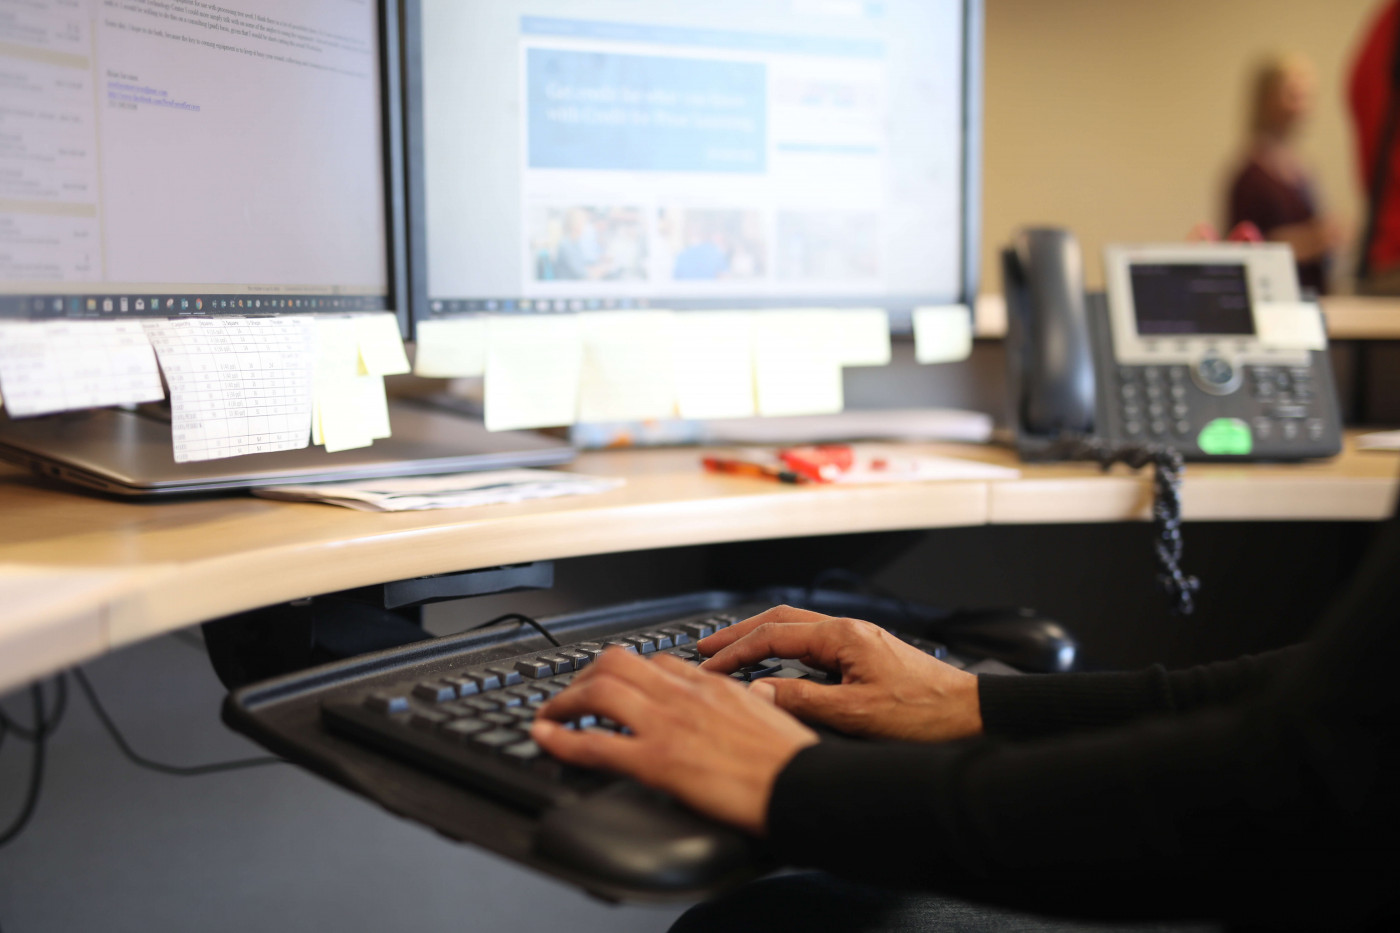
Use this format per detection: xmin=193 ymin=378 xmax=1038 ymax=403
xmin=5 ymin=1 xmax=1400 ymax=931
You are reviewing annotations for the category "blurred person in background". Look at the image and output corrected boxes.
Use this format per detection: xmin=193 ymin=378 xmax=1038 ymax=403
xmin=1228 ymin=53 xmax=1344 ymax=294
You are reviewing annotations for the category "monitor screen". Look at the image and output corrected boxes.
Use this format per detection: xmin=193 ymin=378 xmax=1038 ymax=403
xmin=0 ymin=0 xmax=398 ymax=321
xmin=407 ymin=0 xmax=978 ymax=320
xmin=1129 ymin=263 xmax=1255 ymax=337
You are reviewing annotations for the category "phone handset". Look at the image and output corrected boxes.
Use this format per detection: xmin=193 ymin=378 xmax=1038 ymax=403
xmin=1002 ymin=227 xmax=1097 ymax=441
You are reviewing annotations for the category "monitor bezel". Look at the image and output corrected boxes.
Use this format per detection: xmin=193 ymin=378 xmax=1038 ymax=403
xmin=400 ymin=0 xmax=984 ymax=338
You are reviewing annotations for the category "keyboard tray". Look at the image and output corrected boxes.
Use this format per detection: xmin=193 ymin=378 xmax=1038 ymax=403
xmin=222 ymin=589 xmax=963 ymax=902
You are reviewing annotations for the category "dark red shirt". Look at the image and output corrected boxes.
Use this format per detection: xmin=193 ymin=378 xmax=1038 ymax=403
xmin=1227 ymin=159 xmax=1329 ymax=294
xmin=1350 ymin=0 xmax=1400 ymax=274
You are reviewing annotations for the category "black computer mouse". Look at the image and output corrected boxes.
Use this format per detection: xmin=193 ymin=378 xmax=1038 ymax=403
xmin=534 ymin=782 xmax=762 ymax=895
xmin=937 ymin=607 xmax=1078 ymax=673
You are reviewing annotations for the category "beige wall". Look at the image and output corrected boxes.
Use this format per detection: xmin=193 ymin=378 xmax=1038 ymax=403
xmin=982 ymin=0 xmax=1383 ymax=293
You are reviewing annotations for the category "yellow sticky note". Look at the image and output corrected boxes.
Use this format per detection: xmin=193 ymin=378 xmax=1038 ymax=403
xmin=913 ymin=305 xmax=973 ymax=364
xmin=1254 ymin=302 xmax=1327 ymax=351
xmin=414 ymin=317 xmax=487 ymax=377
xmin=358 ymin=373 xmax=392 ymax=439
xmin=484 ymin=315 xmax=583 ymax=431
xmin=356 ymin=313 xmax=411 ymax=376
xmin=318 ymin=379 xmax=376 ymax=452
xmin=836 ymin=308 xmax=892 ymax=367
xmin=751 ymin=310 xmax=844 ymax=417
xmin=577 ymin=311 xmax=676 ymax=423
xmin=669 ymin=312 xmax=755 ymax=420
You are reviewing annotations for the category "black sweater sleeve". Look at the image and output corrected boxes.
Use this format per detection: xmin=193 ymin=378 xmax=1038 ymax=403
xmin=977 ymin=644 xmax=1309 ymax=740
xmin=765 ymin=514 xmax=1400 ymax=928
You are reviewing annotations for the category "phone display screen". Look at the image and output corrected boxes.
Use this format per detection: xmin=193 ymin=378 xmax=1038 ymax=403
xmin=1129 ymin=263 xmax=1254 ymax=336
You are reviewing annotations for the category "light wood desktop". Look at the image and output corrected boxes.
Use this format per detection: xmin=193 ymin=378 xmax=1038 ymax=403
xmin=1 ymin=434 xmax=1395 ymax=694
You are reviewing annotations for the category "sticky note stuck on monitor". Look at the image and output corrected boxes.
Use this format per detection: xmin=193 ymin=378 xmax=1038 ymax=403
xmin=484 ymin=315 xmax=583 ymax=431
xmin=835 ymin=308 xmax=892 ymax=367
xmin=913 ymin=305 xmax=973 ymax=364
xmin=312 ymin=317 xmax=380 ymax=451
xmin=577 ymin=310 xmax=676 ymax=422
xmin=414 ymin=317 xmax=488 ymax=377
xmin=670 ymin=311 xmax=756 ymax=420
xmin=751 ymin=310 xmax=844 ymax=417
xmin=355 ymin=312 xmax=411 ymax=376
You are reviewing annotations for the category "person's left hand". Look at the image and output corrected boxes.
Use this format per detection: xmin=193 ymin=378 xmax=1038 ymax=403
xmin=530 ymin=649 xmax=818 ymax=836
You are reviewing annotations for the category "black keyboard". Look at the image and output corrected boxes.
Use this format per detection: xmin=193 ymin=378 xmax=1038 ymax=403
xmin=323 ymin=612 xmax=948 ymax=814
xmin=225 ymin=593 xmax=956 ymax=900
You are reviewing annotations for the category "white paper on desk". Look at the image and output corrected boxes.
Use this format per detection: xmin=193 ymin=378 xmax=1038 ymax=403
xmin=1357 ymin=430 xmax=1400 ymax=451
xmin=835 ymin=308 xmax=892 ymax=367
xmin=751 ymin=310 xmax=844 ymax=417
xmin=414 ymin=317 xmax=487 ymax=377
xmin=143 ymin=317 xmax=314 ymax=463
xmin=670 ymin=311 xmax=756 ymax=420
xmin=0 ymin=320 xmax=164 ymax=417
xmin=913 ymin=305 xmax=973 ymax=364
xmin=355 ymin=312 xmax=412 ymax=376
xmin=484 ymin=314 xmax=583 ymax=431
xmin=577 ymin=310 xmax=676 ymax=422
xmin=254 ymin=469 xmax=623 ymax=511
xmin=311 ymin=317 xmax=382 ymax=452
xmin=1255 ymin=302 xmax=1327 ymax=351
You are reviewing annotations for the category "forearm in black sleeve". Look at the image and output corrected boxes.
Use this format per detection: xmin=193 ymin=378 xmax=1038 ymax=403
xmin=976 ymin=643 xmax=1310 ymax=739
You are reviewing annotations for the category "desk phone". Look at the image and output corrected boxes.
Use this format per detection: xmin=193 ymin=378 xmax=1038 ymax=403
xmin=1004 ymin=229 xmax=1343 ymax=460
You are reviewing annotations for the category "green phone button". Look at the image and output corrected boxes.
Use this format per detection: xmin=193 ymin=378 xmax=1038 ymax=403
xmin=1197 ymin=417 xmax=1252 ymax=456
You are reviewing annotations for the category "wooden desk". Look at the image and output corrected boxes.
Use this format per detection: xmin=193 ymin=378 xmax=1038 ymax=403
xmin=2 ymin=434 xmax=1395 ymax=693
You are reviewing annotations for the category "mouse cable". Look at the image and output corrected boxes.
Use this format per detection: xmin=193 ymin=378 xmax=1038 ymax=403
xmin=71 ymin=668 xmax=285 ymax=777
xmin=462 ymin=612 xmax=562 ymax=648
xmin=0 ymin=673 xmax=67 ymax=743
xmin=0 ymin=685 xmax=50 ymax=851
xmin=1043 ymin=436 xmax=1200 ymax=615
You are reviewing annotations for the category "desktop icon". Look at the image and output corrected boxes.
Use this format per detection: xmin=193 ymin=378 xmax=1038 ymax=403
xmin=135 ymin=299 xmax=145 ymax=311
xmin=119 ymin=297 xmax=129 ymax=312
xmin=196 ymin=298 xmax=203 ymax=310
xmin=103 ymin=298 xmax=113 ymax=312
xmin=87 ymin=298 xmax=97 ymax=311
xmin=519 ymin=300 xmax=532 ymax=311
xmin=52 ymin=298 xmax=63 ymax=312
xmin=181 ymin=299 xmax=189 ymax=309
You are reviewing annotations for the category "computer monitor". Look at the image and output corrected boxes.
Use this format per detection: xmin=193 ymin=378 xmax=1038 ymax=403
xmin=0 ymin=0 xmax=408 ymax=331
xmin=403 ymin=0 xmax=982 ymax=331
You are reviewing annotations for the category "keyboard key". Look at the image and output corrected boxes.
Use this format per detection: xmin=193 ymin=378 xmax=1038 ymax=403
xmin=662 ymin=628 xmax=691 ymax=645
xmin=732 ymin=658 xmax=783 ymax=682
xmin=539 ymin=654 xmax=574 ymax=674
xmin=465 ymin=669 xmax=502 ymax=692
xmin=506 ymin=685 xmax=545 ymax=703
xmin=501 ymin=740 xmax=543 ymax=765
xmin=494 ymin=692 xmax=523 ymax=708
xmin=480 ymin=711 xmax=517 ymax=726
xmin=770 ymin=667 xmax=808 ymax=680
xmin=412 ymin=681 xmax=457 ymax=703
xmin=469 ymin=728 xmax=525 ymax=751
xmin=502 ymin=706 xmax=535 ymax=722
xmin=410 ymin=709 xmax=449 ymax=731
xmin=680 ymin=622 xmax=714 ymax=640
xmin=363 ymin=692 xmax=409 ymax=714
xmin=463 ymin=696 xmax=501 ymax=713
xmin=442 ymin=718 xmax=491 ymax=741
xmin=559 ymin=649 xmax=591 ymax=669
xmin=515 ymin=658 xmax=553 ymax=679
xmin=642 ymin=631 xmax=674 ymax=650
xmin=549 ymin=673 xmax=575 ymax=687
xmin=603 ymin=640 xmax=639 ymax=654
xmin=575 ymin=714 xmax=597 ymax=729
xmin=444 ymin=677 xmax=479 ymax=697
xmin=624 ymin=636 xmax=656 ymax=654
xmin=485 ymin=666 xmax=523 ymax=687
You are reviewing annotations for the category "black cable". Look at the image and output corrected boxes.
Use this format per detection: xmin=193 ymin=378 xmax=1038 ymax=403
xmin=0 ymin=674 xmax=67 ymax=742
xmin=464 ymin=611 xmax=562 ymax=647
xmin=1044 ymin=435 xmax=1201 ymax=615
xmin=71 ymin=668 xmax=284 ymax=776
xmin=0 ymin=685 xmax=49 ymax=850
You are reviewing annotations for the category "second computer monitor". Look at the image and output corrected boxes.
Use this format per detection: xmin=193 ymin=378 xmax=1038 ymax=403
xmin=404 ymin=0 xmax=981 ymax=326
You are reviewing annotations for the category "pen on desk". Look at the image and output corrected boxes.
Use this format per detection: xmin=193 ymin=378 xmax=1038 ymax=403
xmin=702 ymin=457 xmax=806 ymax=484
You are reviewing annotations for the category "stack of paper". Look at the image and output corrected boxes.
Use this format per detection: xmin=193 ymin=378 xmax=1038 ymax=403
xmin=254 ymin=469 xmax=623 ymax=512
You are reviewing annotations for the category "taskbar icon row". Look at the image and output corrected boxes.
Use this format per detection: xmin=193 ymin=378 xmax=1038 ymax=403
xmin=2 ymin=293 xmax=388 ymax=318
xmin=429 ymin=296 xmax=656 ymax=314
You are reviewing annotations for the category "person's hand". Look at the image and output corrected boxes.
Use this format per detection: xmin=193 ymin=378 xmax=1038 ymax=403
xmin=530 ymin=649 xmax=817 ymax=836
xmin=699 ymin=605 xmax=983 ymax=743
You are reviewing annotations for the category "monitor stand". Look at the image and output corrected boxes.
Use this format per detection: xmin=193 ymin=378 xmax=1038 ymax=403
xmin=0 ymin=399 xmax=574 ymax=497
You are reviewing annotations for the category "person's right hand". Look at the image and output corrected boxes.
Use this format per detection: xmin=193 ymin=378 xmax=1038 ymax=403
xmin=699 ymin=605 xmax=983 ymax=743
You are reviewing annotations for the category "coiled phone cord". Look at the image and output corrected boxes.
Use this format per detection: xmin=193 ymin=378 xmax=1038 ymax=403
xmin=1044 ymin=436 xmax=1201 ymax=615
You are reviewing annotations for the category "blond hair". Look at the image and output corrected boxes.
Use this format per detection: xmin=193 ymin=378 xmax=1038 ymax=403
xmin=1250 ymin=52 xmax=1315 ymax=135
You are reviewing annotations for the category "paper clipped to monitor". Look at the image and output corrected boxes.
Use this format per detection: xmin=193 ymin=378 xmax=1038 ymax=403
xmin=670 ymin=311 xmax=756 ymax=420
xmin=913 ymin=305 xmax=973 ymax=364
xmin=414 ymin=317 xmax=487 ymax=377
xmin=0 ymin=320 xmax=164 ymax=418
xmin=312 ymin=316 xmax=390 ymax=453
xmin=751 ymin=309 xmax=844 ymax=417
xmin=484 ymin=314 xmax=583 ymax=431
xmin=143 ymin=317 xmax=315 ymax=463
xmin=577 ymin=310 xmax=677 ymax=423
